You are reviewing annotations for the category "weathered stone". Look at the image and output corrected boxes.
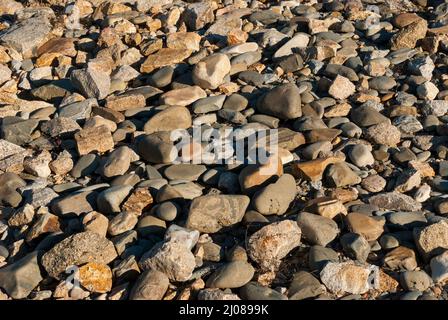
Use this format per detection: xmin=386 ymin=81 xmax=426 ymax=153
xmin=192 ymin=54 xmax=231 ymax=90
xmin=320 ymin=262 xmax=378 ymax=295
xmin=369 ymin=192 xmax=422 ymax=211
xmin=0 ymin=251 xmax=42 ymax=299
xmin=414 ymin=220 xmax=448 ymax=259
xmin=74 ymin=125 xmax=114 ymax=156
xmin=186 ymin=195 xmax=250 ymax=233
xmin=247 ymin=220 xmax=301 ymax=270
xmin=391 ymin=19 xmax=428 ymax=50
xmin=79 ymin=262 xmax=112 ymax=293
xmin=140 ymin=48 xmax=192 ymax=73
xmin=71 ymin=67 xmax=111 ymax=100
xmin=41 ymin=231 xmax=117 ymax=279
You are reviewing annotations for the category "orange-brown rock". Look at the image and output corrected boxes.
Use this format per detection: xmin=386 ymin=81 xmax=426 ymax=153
xmin=408 ymin=160 xmax=435 ymax=178
xmin=79 ymin=262 xmax=113 ymax=293
xmin=326 ymin=188 xmax=359 ymax=203
xmin=292 ymin=156 xmax=343 ymax=182
xmin=303 ymin=197 xmax=348 ymax=219
xmin=37 ymin=38 xmax=76 ymax=57
xmin=345 ymin=212 xmax=385 ymax=241
xmin=238 ymin=156 xmax=283 ymax=193
xmin=121 ymin=188 xmax=154 ymax=216
xmin=378 ymin=270 xmax=399 ymax=293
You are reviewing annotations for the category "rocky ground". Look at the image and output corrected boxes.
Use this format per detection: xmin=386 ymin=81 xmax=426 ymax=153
xmin=0 ymin=0 xmax=448 ymax=301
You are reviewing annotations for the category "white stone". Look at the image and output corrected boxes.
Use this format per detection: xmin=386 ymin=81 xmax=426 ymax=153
xmin=273 ymin=33 xmax=310 ymax=58
xmin=192 ymin=54 xmax=231 ymax=89
xmin=430 ymin=251 xmax=448 ymax=283
xmin=320 ymin=262 xmax=379 ymax=295
xmin=349 ymin=144 xmax=374 ymax=167
xmin=414 ymin=183 xmax=431 ymax=202
xmin=328 ymin=75 xmax=356 ymax=100
xmin=416 ymin=81 xmax=439 ymax=100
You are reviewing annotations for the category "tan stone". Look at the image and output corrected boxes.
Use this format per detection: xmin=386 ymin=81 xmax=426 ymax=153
xmin=26 ymin=213 xmax=61 ymax=242
xmin=140 ymin=48 xmax=192 ymax=73
xmin=0 ymin=46 xmax=11 ymax=64
xmin=408 ymin=160 xmax=435 ymax=178
xmin=143 ymin=106 xmax=192 ymax=134
xmin=84 ymin=115 xmax=117 ymax=132
xmin=147 ymin=18 xmax=162 ymax=32
xmin=106 ymin=2 xmax=131 ymax=15
xmin=389 ymin=105 xmax=418 ymax=117
xmin=49 ymin=153 xmax=74 ymax=175
xmin=35 ymin=52 xmax=61 ymax=67
xmin=121 ymin=188 xmax=153 ymax=216
xmin=427 ymin=25 xmax=448 ymax=36
xmin=74 ymin=125 xmax=114 ymax=155
xmin=292 ymin=156 xmax=344 ymax=182
xmin=277 ymin=128 xmax=306 ymax=151
xmin=82 ymin=211 xmax=109 ymax=237
xmin=105 ymin=94 xmax=146 ymax=112
xmin=378 ymin=270 xmax=399 ymax=293
xmin=414 ymin=220 xmax=448 ymax=259
xmin=227 ymin=29 xmax=248 ymax=45
xmin=238 ymin=156 xmax=283 ymax=193
xmin=346 ymin=212 xmax=385 ymax=241
xmin=140 ymin=38 xmax=163 ymax=56
xmin=303 ymin=197 xmax=348 ymax=219
xmin=160 ymin=86 xmax=206 ymax=106
xmin=383 ymin=246 xmax=417 ymax=271
xmin=393 ymin=13 xmax=421 ymax=28
xmin=328 ymin=75 xmax=355 ymax=100
xmin=92 ymin=106 xmax=125 ymax=123
xmin=391 ymin=18 xmax=428 ymax=50
xmin=326 ymin=188 xmax=359 ymax=203
xmin=324 ymin=102 xmax=351 ymax=117
xmin=79 ymin=262 xmax=113 ymax=293
xmin=166 ymin=32 xmax=201 ymax=51
xmin=37 ymin=38 xmax=76 ymax=57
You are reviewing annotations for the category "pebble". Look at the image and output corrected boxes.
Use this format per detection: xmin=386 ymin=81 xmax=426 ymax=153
xmin=288 ymin=271 xmax=326 ymax=300
xmin=400 ymin=270 xmax=432 ymax=291
xmin=349 ymin=144 xmax=374 ymax=168
xmin=206 ymin=261 xmax=254 ymax=289
xmin=369 ymin=192 xmax=422 ymax=212
xmin=240 ymin=282 xmax=287 ymax=300
xmin=340 ymin=233 xmax=370 ymax=263
xmin=297 ymin=212 xmax=339 ymax=246
xmin=257 ymin=83 xmax=302 ymax=120
xmin=383 ymin=246 xmax=418 ymax=271
xmin=414 ymin=220 xmax=448 ymax=259
xmin=252 ymin=174 xmax=296 ymax=215
xmin=129 ymin=269 xmax=169 ymax=300
xmin=346 ymin=212 xmax=385 ymax=241
xmin=430 ymin=251 xmax=448 ymax=283
xmin=139 ymin=237 xmax=196 ymax=282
